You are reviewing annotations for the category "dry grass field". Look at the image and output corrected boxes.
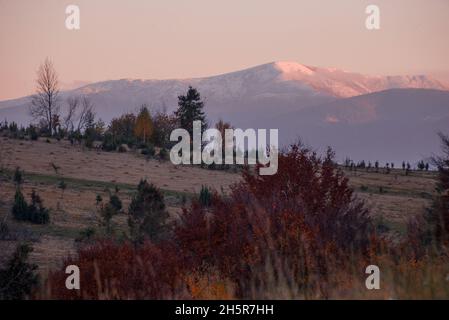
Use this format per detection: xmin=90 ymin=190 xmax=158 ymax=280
xmin=344 ymin=167 xmax=435 ymax=234
xmin=0 ymin=137 xmax=437 ymax=275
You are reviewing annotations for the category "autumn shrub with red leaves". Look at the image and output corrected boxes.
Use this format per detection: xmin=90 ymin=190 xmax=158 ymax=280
xmin=45 ymin=240 xmax=186 ymax=299
xmin=174 ymin=144 xmax=374 ymax=297
xmin=44 ymin=143 xmax=375 ymax=299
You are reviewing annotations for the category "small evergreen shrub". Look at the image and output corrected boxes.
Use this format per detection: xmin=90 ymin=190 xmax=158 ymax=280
xmin=75 ymin=227 xmax=96 ymax=243
xmin=102 ymin=133 xmax=117 ymax=151
xmin=100 ymin=203 xmax=118 ymax=235
xmin=109 ymin=194 xmax=122 ymax=212
xmin=13 ymin=167 xmax=23 ymax=185
xmin=138 ymin=142 xmax=148 ymax=149
xmin=0 ymin=221 xmax=9 ymax=240
xmin=199 ymin=185 xmax=212 ymax=207
xmin=27 ymin=190 xmax=50 ymax=224
xmin=84 ymin=127 xmax=96 ymax=148
xmin=28 ymin=126 xmax=38 ymax=141
xmin=58 ymin=180 xmax=67 ymax=195
xmin=141 ymin=144 xmax=155 ymax=157
xmin=128 ymin=179 xmax=169 ymax=243
xmin=96 ymin=194 xmax=103 ymax=205
xmin=0 ymin=244 xmax=39 ymax=300
xmin=12 ymin=190 xmax=50 ymax=224
xmin=12 ymin=189 xmax=28 ymax=221
xmin=158 ymin=148 xmax=169 ymax=161
xmin=375 ymin=217 xmax=391 ymax=234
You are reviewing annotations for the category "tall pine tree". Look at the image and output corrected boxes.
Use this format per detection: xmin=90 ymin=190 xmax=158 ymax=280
xmin=175 ymin=86 xmax=207 ymax=137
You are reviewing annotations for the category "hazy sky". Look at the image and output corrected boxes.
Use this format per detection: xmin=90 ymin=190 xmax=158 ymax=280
xmin=1 ymin=0 xmax=448 ymax=100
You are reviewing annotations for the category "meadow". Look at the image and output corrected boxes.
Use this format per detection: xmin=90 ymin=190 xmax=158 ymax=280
xmin=1 ymin=136 xmax=445 ymax=300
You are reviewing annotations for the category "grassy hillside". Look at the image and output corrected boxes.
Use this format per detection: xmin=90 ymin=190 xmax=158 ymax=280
xmin=0 ymin=137 xmax=437 ymax=274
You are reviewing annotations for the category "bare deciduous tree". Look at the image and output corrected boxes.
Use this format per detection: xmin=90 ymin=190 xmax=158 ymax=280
xmin=30 ymin=58 xmax=60 ymax=135
xmin=77 ymin=96 xmax=95 ymax=132
xmin=63 ymin=95 xmax=95 ymax=135
xmin=64 ymin=96 xmax=79 ymax=133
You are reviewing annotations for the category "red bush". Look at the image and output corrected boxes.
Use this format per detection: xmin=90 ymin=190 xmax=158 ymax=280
xmin=46 ymin=143 xmax=373 ymax=299
xmin=47 ymin=240 xmax=186 ymax=299
xmin=175 ymin=144 xmax=373 ymax=296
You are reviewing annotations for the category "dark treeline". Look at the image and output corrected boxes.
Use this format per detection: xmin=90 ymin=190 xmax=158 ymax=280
xmin=0 ymin=85 xmax=207 ymax=158
xmin=343 ymin=158 xmax=431 ymax=175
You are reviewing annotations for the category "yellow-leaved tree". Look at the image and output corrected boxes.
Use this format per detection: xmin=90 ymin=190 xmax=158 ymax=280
xmin=134 ymin=105 xmax=154 ymax=143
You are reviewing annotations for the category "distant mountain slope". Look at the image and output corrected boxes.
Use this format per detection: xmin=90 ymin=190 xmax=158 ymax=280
xmin=273 ymin=89 xmax=449 ymax=164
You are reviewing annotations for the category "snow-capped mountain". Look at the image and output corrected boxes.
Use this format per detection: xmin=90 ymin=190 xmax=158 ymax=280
xmin=68 ymin=61 xmax=448 ymax=105
xmin=273 ymin=61 xmax=448 ymax=97
xmin=0 ymin=61 xmax=448 ymax=163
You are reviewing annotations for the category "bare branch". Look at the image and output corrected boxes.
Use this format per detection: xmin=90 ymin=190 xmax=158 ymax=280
xmin=64 ymin=96 xmax=79 ymax=133
xmin=76 ymin=96 xmax=95 ymax=132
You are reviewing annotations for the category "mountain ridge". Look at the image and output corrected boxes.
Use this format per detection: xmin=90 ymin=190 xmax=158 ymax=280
xmin=68 ymin=61 xmax=449 ymax=98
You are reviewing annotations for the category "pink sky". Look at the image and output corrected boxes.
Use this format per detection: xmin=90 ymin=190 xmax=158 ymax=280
xmin=1 ymin=0 xmax=448 ymax=100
